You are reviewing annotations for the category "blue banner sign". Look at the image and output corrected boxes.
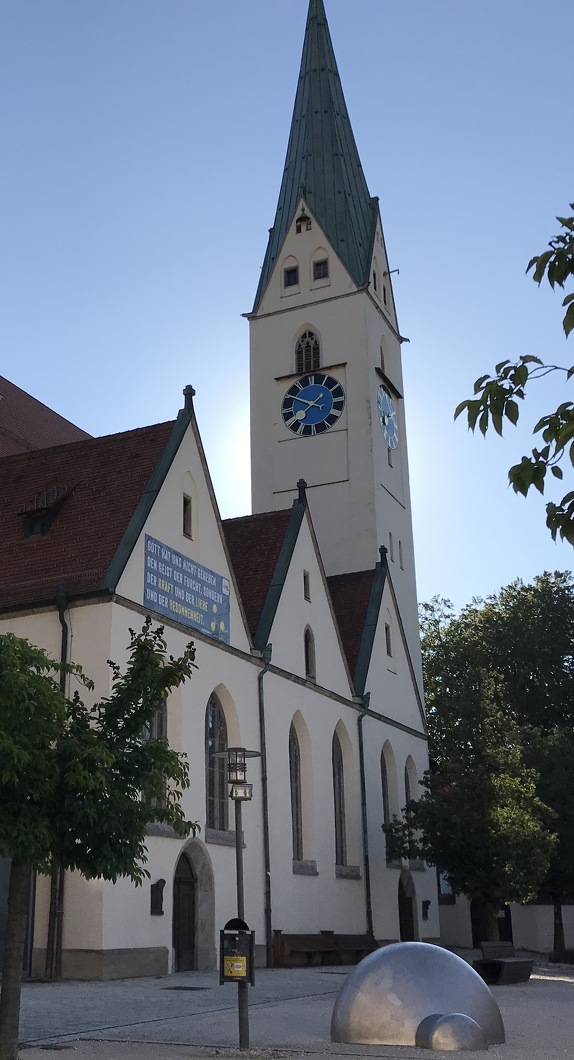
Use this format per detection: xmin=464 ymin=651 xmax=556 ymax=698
xmin=144 ymin=534 xmax=230 ymax=643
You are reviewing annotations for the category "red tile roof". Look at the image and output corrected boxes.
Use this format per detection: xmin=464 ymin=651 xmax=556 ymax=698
xmin=0 ymin=422 xmax=174 ymax=610
xmin=0 ymin=375 xmax=90 ymax=457
xmin=327 ymin=569 xmax=377 ymax=678
xmin=224 ymin=507 xmax=378 ymax=680
xmin=223 ymin=510 xmax=293 ymax=638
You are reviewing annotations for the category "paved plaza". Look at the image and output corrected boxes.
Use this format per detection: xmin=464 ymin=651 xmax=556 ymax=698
xmin=16 ymin=959 xmax=574 ymax=1060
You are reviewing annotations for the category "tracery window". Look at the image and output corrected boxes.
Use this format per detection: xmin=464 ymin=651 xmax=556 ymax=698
xmin=205 ymin=693 xmax=228 ymax=831
xmin=296 ymin=331 xmax=320 ymax=374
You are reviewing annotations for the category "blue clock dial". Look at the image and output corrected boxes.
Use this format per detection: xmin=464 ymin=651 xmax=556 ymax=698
xmin=377 ymin=384 xmax=398 ymax=449
xmin=282 ymin=373 xmax=345 ymax=436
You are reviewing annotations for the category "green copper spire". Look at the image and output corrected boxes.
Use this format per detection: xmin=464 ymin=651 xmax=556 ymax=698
xmin=253 ymin=0 xmax=378 ymax=312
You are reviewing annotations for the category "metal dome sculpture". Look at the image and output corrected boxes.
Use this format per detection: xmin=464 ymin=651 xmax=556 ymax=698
xmin=331 ymin=942 xmax=505 ymax=1051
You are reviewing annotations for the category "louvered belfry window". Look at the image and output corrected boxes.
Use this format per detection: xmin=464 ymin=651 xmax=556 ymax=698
xmin=295 ymin=331 xmax=320 ymax=374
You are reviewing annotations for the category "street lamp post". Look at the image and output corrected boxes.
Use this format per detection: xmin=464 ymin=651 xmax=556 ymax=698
xmin=216 ymin=747 xmax=260 ymax=1050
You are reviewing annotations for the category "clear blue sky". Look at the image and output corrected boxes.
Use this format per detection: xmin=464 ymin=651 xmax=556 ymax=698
xmin=1 ymin=0 xmax=572 ymax=610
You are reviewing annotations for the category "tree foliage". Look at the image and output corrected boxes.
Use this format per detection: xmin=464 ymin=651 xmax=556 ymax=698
xmin=0 ymin=620 xmax=198 ymax=1060
xmin=385 ymin=573 xmax=574 ymax=945
xmin=455 ymin=205 xmax=574 ymax=543
xmin=385 ymin=597 xmax=555 ymax=930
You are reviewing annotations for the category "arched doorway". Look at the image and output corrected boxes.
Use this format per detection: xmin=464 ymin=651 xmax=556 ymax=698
xmin=173 ymin=853 xmax=196 ymax=971
xmin=398 ymin=871 xmax=417 ymax=941
xmin=172 ymin=840 xmax=217 ymax=972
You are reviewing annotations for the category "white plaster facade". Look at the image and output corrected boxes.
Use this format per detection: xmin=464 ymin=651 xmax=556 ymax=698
xmin=0 ymin=0 xmax=439 ymax=979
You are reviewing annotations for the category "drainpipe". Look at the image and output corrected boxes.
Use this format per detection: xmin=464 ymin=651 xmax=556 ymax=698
xmin=53 ymin=590 xmax=69 ymax=978
xmin=357 ymin=692 xmax=374 ymax=939
xmin=257 ymin=644 xmax=273 ymax=966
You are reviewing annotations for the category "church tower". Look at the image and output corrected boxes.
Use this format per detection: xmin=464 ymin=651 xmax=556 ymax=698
xmin=249 ymin=0 xmax=420 ymax=660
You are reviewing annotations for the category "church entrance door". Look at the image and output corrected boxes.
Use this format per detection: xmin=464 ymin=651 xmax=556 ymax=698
xmin=173 ymin=853 xmax=196 ymax=971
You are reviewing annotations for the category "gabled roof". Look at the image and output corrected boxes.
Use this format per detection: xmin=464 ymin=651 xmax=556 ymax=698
xmin=224 ymin=504 xmax=388 ymax=688
xmin=0 ymin=421 xmax=175 ymax=611
xmin=0 ymin=375 xmax=90 ymax=457
xmin=253 ymin=0 xmax=378 ymax=311
xmin=222 ymin=508 xmax=295 ymax=645
xmin=328 ymin=548 xmax=389 ymax=695
xmin=327 ymin=568 xmax=378 ymax=684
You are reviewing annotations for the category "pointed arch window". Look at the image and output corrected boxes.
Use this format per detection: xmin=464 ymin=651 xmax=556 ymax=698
xmin=296 ymin=331 xmax=321 ymax=374
xmin=153 ymin=702 xmax=167 ymax=740
xmin=381 ymin=752 xmax=390 ymax=829
xmin=205 ymin=693 xmax=228 ymax=831
xmin=404 ymin=764 xmax=412 ymax=805
xmin=332 ymin=732 xmax=347 ymax=866
xmin=304 ymin=626 xmax=316 ymax=680
xmin=289 ymin=724 xmax=303 ymax=861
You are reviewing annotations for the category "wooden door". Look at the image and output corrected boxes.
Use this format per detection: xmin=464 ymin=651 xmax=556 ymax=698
xmin=173 ymin=854 xmax=196 ymax=972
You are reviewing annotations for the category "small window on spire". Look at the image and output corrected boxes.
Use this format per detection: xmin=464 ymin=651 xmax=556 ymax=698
xmin=372 ymin=269 xmax=378 ymax=292
xmin=313 ymin=259 xmax=328 ymax=281
xmin=383 ymin=284 xmax=388 ymax=306
xmin=284 ymin=266 xmax=299 ymax=287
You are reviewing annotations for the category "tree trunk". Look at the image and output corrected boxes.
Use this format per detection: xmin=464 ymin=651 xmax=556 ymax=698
xmin=483 ymin=901 xmax=499 ymax=942
xmin=552 ymin=897 xmax=566 ymax=962
xmin=0 ymin=859 xmax=32 ymax=1060
xmin=471 ymin=897 xmax=499 ymax=944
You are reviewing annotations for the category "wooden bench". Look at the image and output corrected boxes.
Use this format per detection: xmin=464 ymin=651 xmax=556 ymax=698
xmin=323 ymin=931 xmax=379 ymax=964
xmin=472 ymin=941 xmax=533 ymax=985
xmin=273 ymin=930 xmax=338 ymax=967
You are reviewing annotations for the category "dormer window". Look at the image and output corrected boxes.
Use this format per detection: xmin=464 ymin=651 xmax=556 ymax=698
xmin=19 ymin=485 xmax=74 ymax=538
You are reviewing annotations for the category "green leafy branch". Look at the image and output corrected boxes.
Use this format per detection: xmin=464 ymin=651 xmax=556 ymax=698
xmin=528 ymin=206 xmax=574 ymax=340
xmin=455 ymin=205 xmax=574 ymax=544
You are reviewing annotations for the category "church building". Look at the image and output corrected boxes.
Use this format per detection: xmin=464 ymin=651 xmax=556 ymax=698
xmin=0 ymin=0 xmax=438 ymax=978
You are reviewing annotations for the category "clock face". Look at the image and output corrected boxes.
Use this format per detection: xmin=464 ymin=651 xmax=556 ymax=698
xmin=377 ymin=385 xmax=398 ymax=449
xmin=281 ymin=373 xmax=345 ymax=436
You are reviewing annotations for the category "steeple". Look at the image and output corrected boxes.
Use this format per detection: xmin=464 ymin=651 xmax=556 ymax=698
xmin=253 ymin=0 xmax=378 ymax=312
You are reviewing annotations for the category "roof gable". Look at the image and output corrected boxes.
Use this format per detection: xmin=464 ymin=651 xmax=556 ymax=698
xmin=223 ymin=508 xmax=295 ymax=645
xmin=0 ymin=421 xmax=175 ymax=611
xmin=327 ymin=566 xmax=380 ymax=689
xmin=0 ymin=375 xmax=90 ymax=457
